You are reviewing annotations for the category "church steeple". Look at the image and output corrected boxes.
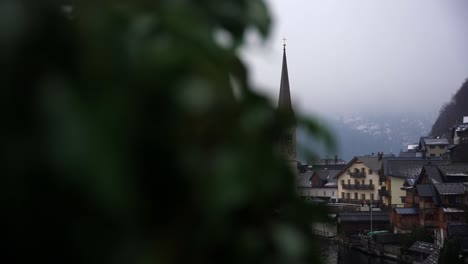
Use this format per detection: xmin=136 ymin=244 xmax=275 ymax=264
xmin=277 ymin=39 xmax=297 ymax=175
xmin=278 ymin=40 xmax=293 ymax=114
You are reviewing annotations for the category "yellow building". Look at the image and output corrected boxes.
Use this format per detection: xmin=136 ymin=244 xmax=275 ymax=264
xmin=336 ymin=155 xmax=384 ymax=205
xmin=381 ymin=159 xmax=449 ymax=207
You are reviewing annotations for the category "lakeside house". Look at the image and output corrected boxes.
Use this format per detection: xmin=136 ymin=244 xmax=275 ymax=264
xmin=392 ymin=163 xmax=468 ymax=246
xmin=335 ymin=154 xmax=388 ymax=205
xmin=296 ymin=167 xmax=342 ymax=202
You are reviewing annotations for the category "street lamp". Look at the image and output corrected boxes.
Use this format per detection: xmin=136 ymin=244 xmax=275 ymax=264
xmin=369 ymin=196 xmax=373 ymax=234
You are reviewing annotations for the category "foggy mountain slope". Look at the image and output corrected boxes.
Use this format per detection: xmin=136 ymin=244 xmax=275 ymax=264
xmin=298 ymin=112 xmax=436 ymax=162
xmin=431 ymin=78 xmax=468 ymax=138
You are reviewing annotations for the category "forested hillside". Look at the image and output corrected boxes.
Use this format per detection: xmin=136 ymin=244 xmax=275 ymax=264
xmin=430 ymin=78 xmax=468 ymax=138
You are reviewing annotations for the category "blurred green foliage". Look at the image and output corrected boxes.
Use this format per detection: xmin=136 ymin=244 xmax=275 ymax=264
xmin=4 ymin=1 xmax=332 ymax=263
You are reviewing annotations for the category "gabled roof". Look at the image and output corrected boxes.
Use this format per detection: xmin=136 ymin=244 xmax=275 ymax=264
xmin=418 ymin=165 xmax=444 ymax=184
xmin=416 ymin=184 xmax=442 ymax=206
xmin=383 ymin=158 xmax=447 ymax=179
xmin=296 ymin=171 xmax=312 ymax=188
xmin=359 ymin=156 xmax=384 ymax=172
xmin=420 ymin=136 xmax=449 ymax=146
xmin=334 ymin=155 xmax=384 ymax=179
xmin=394 ymin=207 xmax=419 ymax=215
xmin=438 ymin=164 xmax=468 ymax=177
xmin=434 ymin=183 xmax=464 ymax=195
xmin=423 ymin=138 xmax=449 ymax=145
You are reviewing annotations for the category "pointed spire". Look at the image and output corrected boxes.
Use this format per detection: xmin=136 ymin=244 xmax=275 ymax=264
xmin=278 ymin=40 xmax=293 ymax=113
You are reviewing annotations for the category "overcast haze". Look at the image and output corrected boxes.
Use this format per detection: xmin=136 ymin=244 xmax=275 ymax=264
xmin=242 ymin=0 xmax=468 ymax=117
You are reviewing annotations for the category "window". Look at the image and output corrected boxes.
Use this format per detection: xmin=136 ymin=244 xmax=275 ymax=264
xmin=429 ymin=145 xmax=435 ymax=149
xmin=361 ymin=194 xmax=366 ymax=200
xmin=348 ymin=179 xmax=351 ymax=185
xmin=369 ymin=179 xmax=373 ymax=185
xmin=346 ymin=193 xmax=350 ymax=199
xmin=355 ymin=180 xmax=359 ymax=185
xmin=342 ymin=192 xmax=345 ymax=198
xmin=354 ymin=193 xmax=358 ymax=200
xmin=324 ymin=191 xmax=326 ymax=196
xmin=361 ymin=168 xmax=365 ymax=174
xmin=362 ymin=180 xmax=365 ymax=185
xmin=439 ymin=145 xmax=445 ymax=149
xmin=332 ymin=191 xmax=335 ymax=196
xmin=341 ymin=180 xmax=345 ymax=186
xmin=379 ymin=181 xmax=382 ymax=186
xmin=370 ymin=193 xmax=374 ymax=201
xmin=369 ymin=169 xmax=373 ymax=174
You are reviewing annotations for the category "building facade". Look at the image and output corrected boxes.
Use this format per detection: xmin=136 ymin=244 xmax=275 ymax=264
xmin=336 ymin=156 xmax=384 ymax=205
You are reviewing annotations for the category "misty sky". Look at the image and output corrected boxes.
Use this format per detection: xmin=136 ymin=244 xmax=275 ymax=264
xmin=242 ymin=0 xmax=468 ymax=117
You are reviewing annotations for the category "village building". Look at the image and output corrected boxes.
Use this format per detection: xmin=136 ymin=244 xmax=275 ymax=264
xmin=296 ymin=169 xmax=340 ymax=202
xmin=418 ymin=137 xmax=449 ymax=159
xmin=395 ymin=164 xmax=468 ymax=246
xmin=450 ymin=116 xmax=468 ymax=162
xmin=381 ymin=158 xmax=448 ymax=207
xmin=336 ymin=154 xmax=386 ymax=205
xmin=336 ymin=211 xmax=390 ymax=238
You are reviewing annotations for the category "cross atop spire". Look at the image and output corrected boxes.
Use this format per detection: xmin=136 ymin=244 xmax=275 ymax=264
xmin=282 ymin=37 xmax=287 ymax=49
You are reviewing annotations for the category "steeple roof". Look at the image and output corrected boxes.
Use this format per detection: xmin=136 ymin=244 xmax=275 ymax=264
xmin=278 ymin=46 xmax=293 ymax=113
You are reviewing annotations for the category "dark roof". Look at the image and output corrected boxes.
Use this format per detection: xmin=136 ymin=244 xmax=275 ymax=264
xmin=358 ymin=156 xmax=384 ymax=172
xmin=438 ymin=164 xmax=468 ymax=177
xmin=384 ymin=159 xmax=447 ymax=179
xmin=394 ymin=207 xmax=419 ymax=215
xmin=447 ymin=223 xmax=468 ymax=238
xmin=422 ymin=137 xmax=449 ymax=146
xmin=337 ymin=211 xmax=389 ymax=222
xmin=313 ymin=170 xmax=341 ymax=181
xmin=416 ymin=184 xmax=437 ymax=197
xmin=308 ymin=164 xmax=346 ymax=171
xmin=420 ymin=165 xmax=444 ymax=184
xmin=416 ymin=184 xmax=441 ymax=206
xmin=296 ymin=171 xmax=312 ymax=188
xmin=435 ymin=183 xmax=464 ymax=195
xmin=409 ymin=241 xmax=438 ymax=255
xmin=277 ymin=47 xmax=293 ymax=113
xmin=335 ymin=155 xmax=385 ymax=179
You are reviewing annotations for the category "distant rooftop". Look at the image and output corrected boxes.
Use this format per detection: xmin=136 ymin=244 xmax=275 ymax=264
xmin=422 ymin=137 xmax=449 ymax=145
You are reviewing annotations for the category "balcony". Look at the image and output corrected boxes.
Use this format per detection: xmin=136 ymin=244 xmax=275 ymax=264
xmin=349 ymin=171 xmax=366 ymax=178
xmin=342 ymin=184 xmax=375 ymax=190
xmin=338 ymin=198 xmax=378 ymax=206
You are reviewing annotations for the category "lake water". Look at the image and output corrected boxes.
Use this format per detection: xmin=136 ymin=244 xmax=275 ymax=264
xmin=319 ymin=238 xmax=398 ymax=264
